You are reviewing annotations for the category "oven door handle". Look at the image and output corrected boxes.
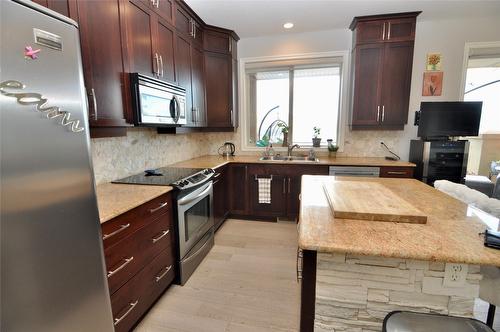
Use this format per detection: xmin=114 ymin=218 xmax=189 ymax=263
xmin=178 ymin=182 xmax=212 ymax=206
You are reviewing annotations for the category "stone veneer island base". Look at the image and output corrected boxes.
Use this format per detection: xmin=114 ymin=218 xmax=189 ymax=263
xmin=298 ymin=176 xmax=500 ymax=332
xmin=315 ymin=253 xmax=480 ymax=331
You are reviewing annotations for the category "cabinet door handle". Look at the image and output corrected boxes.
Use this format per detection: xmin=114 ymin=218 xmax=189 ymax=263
xmin=282 ymin=178 xmax=286 ymax=194
xmin=382 ymin=105 xmax=385 ymax=122
xmin=102 ymin=223 xmax=130 ymax=240
xmin=382 ymin=22 xmax=386 ymax=40
xmin=107 ymin=256 xmax=134 ymax=278
xmin=155 ymin=265 xmax=173 ymax=282
xmin=230 ymin=109 xmax=233 ymax=126
xmin=152 ymin=229 xmax=169 ymax=243
xmin=377 ymin=105 xmax=380 ymax=122
xmin=114 ymin=301 xmax=138 ymax=326
xmin=288 ymin=177 xmax=291 ymax=193
xmin=387 ymin=22 xmax=391 ymax=40
xmin=387 ymin=171 xmax=407 ymax=175
xmin=159 ymin=54 xmax=164 ymax=77
xmin=229 ymin=38 xmax=232 ymax=53
xmin=189 ymin=19 xmax=194 ymax=37
xmin=150 ymin=201 xmax=168 ymax=214
xmin=153 ymin=53 xmax=159 ymax=76
xmin=89 ymin=88 xmax=97 ymax=120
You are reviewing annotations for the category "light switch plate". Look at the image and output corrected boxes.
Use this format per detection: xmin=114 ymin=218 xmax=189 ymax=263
xmin=443 ymin=263 xmax=468 ymax=287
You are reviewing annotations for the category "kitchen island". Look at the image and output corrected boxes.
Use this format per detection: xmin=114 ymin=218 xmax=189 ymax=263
xmin=298 ymin=176 xmax=500 ymax=332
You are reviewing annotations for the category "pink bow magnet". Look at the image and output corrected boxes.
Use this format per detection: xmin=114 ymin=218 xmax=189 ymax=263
xmin=25 ymin=46 xmax=41 ymax=59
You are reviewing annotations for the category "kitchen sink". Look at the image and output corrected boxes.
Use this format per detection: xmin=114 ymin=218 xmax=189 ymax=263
xmin=259 ymin=156 xmax=319 ymax=162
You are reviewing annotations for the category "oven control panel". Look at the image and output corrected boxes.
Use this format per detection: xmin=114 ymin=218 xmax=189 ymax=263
xmin=173 ymin=168 xmax=214 ymax=190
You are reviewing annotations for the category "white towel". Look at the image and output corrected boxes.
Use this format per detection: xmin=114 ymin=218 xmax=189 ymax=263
xmin=258 ymin=178 xmax=272 ymax=204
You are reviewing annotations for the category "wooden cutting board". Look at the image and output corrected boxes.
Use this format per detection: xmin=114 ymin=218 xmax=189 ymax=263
xmin=322 ymin=180 xmax=427 ymax=224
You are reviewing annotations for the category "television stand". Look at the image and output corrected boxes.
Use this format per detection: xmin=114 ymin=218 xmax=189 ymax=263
xmin=409 ymin=139 xmax=469 ymax=185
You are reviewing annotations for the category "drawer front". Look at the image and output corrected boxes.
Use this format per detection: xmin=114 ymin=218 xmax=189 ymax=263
xmin=105 ymin=213 xmax=173 ymax=294
xmin=111 ymin=248 xmax=175 ymax=332
xmin=102 ymin=193 xmax=171 ymax=249
xmin=380 ymin=166 xmax=414 ymax=178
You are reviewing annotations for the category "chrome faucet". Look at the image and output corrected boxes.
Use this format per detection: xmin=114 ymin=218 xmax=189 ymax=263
xmin=287 ymin=144 xmax=300 ymax=157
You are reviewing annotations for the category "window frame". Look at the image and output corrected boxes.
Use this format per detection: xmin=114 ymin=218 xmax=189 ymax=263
xmin=239 ymin=51 xmax=351 ymax=152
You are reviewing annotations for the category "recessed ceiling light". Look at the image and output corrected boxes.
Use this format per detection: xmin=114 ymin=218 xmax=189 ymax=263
xmin=283 ymin=22 xmax=294 ymax=29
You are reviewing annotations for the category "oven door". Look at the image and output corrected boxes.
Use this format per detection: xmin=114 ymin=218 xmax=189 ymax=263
xmin=177 ymin=181 xmax=214 ymax=259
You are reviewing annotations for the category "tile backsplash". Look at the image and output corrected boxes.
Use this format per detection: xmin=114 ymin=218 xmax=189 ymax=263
xmin=91 ymin=128 xmax=234 ymax=184
xmin=91 ymin=127 xmax=412 ymax=184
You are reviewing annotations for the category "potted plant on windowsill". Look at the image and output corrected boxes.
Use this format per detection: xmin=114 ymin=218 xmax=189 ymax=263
xmin=277 ymin=122 xmax=289 ymax=147
xmin=327 ymin=139 xmax=339 ymax=158
xmin=312 ymin=127 xmax=321 ymax=147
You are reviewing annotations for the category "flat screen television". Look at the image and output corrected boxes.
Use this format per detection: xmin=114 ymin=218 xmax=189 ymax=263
xmin=417 ymin=101 xmax=482 ymax=139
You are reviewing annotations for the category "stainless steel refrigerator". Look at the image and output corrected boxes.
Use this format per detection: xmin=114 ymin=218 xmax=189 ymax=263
xmin=0 ymin=1 xmax=114 ymax=331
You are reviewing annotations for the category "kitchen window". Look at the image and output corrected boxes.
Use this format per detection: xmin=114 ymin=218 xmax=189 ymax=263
xmin=242 ymin=54 xmax=348 ymax=150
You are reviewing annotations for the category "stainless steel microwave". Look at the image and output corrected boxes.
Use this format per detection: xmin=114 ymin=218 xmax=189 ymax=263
xmin=130 ymin=73 xmax=187 ymax=126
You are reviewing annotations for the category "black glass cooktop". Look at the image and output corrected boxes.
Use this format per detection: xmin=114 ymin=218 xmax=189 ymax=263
xmin=112 ymin=167 xmax=204 ymax=186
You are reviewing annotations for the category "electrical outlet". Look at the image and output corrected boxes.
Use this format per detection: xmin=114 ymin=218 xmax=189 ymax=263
xmin=443 ymin=263 xmax=468 ymax=287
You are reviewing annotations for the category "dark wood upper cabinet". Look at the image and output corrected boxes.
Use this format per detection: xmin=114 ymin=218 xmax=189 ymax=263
xmin=153 ymin=0 xmax=174 ymax=24
xmin=175 ymin=34 xmax=195 ymax=126
xmin=380 ymin=41 xmax=414 ymax=125
xmin=350 ymin=12 xmax=419 ymax=44
xmin=354 ymin=20 xmax=386 ymax=44
xmin=205 ymin=52 xmax=232 ymax=127
xmin=123 ymin=0 xmax=156 ymax=77
xmin=351 ymin=43 xmax=384 ymax=126
xmin=350 ymin=12 xmax=420 ymax=130
xmin=76 ymin=0 xmax=129 ymax=136
xmin=191 ymin=45 xmax=207 ymax=127
xmin=32 ymin=0 xmax=69 ymax=16
xmin=204 ymin=30 xmax=231 ymax=54
xmin=156 ymin=17 xmax=176 ymax=83
xmin=204 ymin=26 xmax=239 ymax=129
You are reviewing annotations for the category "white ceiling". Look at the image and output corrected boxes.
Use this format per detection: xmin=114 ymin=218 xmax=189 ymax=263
xmin=184 ymin=0 xmax=500 ymax=38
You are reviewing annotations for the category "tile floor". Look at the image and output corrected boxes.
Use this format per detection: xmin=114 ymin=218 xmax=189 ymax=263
xmin=135 ymin=219 xmax=300 ymax=331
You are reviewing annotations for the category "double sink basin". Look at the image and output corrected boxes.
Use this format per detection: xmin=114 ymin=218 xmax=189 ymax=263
xmin=259 ymin=155 xmax=319 ymax=162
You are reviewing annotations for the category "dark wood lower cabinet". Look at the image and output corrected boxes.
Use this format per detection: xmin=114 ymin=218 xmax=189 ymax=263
xmin=213 ymin=166 xmax=229 ymax=230
xmin=228 ymin=164 xmax=249 ymax=216
xmin=101 ymin=192 xmax=175 ymax=332
xmin=229 ymin=164 xmax=329 ymax=221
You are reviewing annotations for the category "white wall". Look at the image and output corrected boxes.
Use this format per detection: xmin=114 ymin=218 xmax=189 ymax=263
xmin=237 ymin=16 xmax=500 ymax=160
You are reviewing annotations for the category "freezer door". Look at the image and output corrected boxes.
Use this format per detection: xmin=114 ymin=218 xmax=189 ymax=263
xmin=0 ymin=1 xmax=114 ymax=331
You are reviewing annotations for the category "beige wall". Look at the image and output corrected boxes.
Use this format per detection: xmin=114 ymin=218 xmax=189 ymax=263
xmin=238 ymin=16 xmax=500 ymax=160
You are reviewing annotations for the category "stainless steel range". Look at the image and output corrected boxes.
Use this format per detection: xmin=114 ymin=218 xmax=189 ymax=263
xmin=114 ymin=167 xmax=215 ymax=285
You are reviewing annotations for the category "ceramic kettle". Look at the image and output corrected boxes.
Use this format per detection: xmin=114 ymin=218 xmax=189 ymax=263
xmin=218 ymin=142 xmax=235 ymax=156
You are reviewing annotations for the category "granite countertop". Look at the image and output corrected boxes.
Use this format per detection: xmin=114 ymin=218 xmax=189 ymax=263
xmin=170 ymin=155 xmax=416 ymax=169
xmin=299 ymin=175 xmax=500 ymax=267
xmin=95 ymin=183 xmax=173 ymax=224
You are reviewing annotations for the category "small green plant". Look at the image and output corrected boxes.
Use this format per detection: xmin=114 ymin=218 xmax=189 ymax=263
xmin=277 ymin=122 xmax=289 ymax=134
xmin=313 ymin=126 xmax=321 ymax=138
xmin=327 ymin=139 xmax=339 ymax=152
